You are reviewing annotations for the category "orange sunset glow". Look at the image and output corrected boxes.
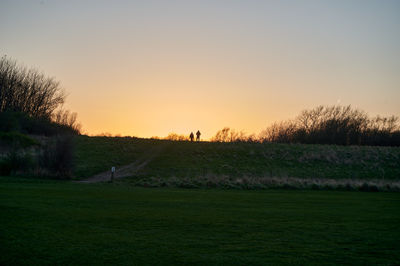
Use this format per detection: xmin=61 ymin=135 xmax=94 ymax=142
xmin=2 ymin=1 xmax=399 ymax=139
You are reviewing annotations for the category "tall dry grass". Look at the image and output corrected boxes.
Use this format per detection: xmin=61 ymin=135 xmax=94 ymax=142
xmin=131 ymin=175 xmax=400 ymax=192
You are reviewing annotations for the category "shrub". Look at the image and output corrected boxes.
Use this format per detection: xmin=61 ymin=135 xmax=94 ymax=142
xmin=40 ymin=135 xmax=75 ymax=179
xmin=211 ymin=127 xmax=254 ymax=142
xmin=164 ymin=133 xmax=189 ymax=141
xmin=0 ymin=151 xmax=34 ymax=175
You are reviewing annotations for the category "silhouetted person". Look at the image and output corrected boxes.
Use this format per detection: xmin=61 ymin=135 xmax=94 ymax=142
xmin=196 ymin=130 xmax=201 ymax=141
xmin=190 ymin=132 xmax=194 ymax=142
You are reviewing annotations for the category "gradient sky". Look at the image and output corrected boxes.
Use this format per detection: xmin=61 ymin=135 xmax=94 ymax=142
xmin=1 ymin=0 xmax=399 ymax=139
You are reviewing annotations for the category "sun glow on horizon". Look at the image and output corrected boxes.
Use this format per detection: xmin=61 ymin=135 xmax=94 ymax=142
xmin=2 ymin=1 xmax=399 ymax=139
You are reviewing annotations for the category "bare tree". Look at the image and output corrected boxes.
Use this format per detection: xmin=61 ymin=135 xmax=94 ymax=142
xmin=211 ymin=127 xmax=231 ymax=142
xmin=259 ymin=105 xmax=399 ymax=146
xmin=0 ymin=55 xmax=65 ymax=119
xmin=259 ymin=120 xmax=298 ymax=143
xmin=52 ymin=108 xmax=82 ymax=133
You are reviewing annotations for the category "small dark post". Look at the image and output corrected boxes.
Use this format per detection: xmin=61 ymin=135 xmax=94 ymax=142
xmin=111 ymin=166 xmax=115 ymax=182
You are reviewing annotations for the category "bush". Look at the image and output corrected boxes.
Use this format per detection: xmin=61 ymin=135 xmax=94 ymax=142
xmin=0 ymin=151 xmax=34 ymax=176
xmin=0 ymin=130 xmax=75 ymax=178
xmin=40 ymin=136 xmax=75 ymax=179
xmin=211 ymin=127 xmax=255 ymax=142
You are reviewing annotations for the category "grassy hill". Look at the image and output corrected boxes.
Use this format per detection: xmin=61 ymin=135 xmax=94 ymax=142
xmin=74 ymin=136 xmax=400 ymax=190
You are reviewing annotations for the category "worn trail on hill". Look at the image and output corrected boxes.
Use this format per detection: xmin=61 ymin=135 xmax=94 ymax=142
xmin=77 ymin=142 xmax=170 ymax=183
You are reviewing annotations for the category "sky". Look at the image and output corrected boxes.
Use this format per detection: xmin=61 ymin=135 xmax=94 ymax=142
xmin=1 ymin=0 xmax=400 ymax=139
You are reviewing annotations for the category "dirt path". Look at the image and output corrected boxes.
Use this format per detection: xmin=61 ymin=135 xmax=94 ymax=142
xmin=76 ymin=142 xmax=169 ymax=183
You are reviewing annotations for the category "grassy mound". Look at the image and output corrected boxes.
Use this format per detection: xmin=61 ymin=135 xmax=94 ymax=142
xmin=74 ymin=136 xmax=400 ymax=187
xmin=73 ymin=136 xmax=162 ymax=178
xmin=0 ymin=131 xmax=39 ymax=148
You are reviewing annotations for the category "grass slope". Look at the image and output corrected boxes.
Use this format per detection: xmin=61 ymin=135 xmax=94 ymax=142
xmin=74 ymin=136 xmax=400 ymax=181
xmin=1 ymin=177 xmax=399 ymax=265
xmin=73 ymin=136 xmax=162 ymax=178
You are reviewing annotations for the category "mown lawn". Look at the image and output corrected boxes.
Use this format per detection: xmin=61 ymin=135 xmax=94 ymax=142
xmin=1 ymin=177 xmax=399 ymax=265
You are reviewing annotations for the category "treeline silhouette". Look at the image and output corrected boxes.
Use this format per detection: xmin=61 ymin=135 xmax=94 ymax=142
xmin=0 ymin=56 xmax=80 ymax=178
xmin=213 ymin=105 xmax=400 ymax=146
xmin=0 ymin=55 xmax=80 ymax=135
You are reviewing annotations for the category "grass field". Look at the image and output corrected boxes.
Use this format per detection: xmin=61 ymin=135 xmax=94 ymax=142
xmin=1 ymin=177 xmax=400 ymax=265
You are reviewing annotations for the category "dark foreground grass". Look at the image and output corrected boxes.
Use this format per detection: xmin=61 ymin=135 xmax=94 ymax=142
xmin=1 ymin=177 xmax=400 ymax=265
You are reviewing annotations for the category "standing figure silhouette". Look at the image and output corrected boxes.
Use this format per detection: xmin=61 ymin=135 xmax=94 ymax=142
xmin=189 ymin=132 xmax=194 ymax=142
xmin=196 ymin=130 xmax=201 ymax=141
